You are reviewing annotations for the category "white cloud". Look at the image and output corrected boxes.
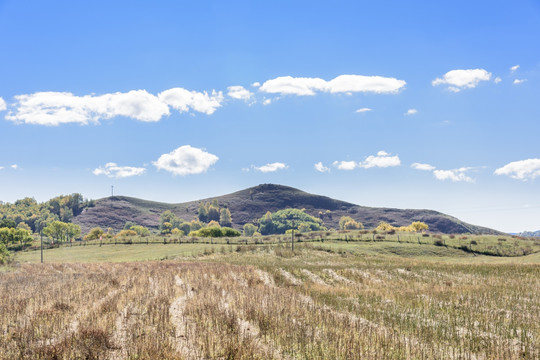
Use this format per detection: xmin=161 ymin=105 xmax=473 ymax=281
xmin=314 ymin=162 xmax=330 ymax=172
xmin=332 ymin=161 xmax=357 ymax=170
xmin=333 ymin=151 xmax=401 ymax=171
xmin=259 ymin=74 xmax=406 ymax=96
xmin=260 ymin=76 xmax=327 ymax=96
xmin=0 ymin=166 xmax=3 ymax=171
xmin=494 ymin=77 xmax=502 ymax=84
xmin=158 ymin=88 xmax=223 ymax=115
xmin=432 ymin=69 xmax=492 ymax=92
xmin=227 ymin=86 xmax=253 ymax=101
xmin=6 ymin=90 xmax=170 ymax=126
xmin=252 ymin=162 xmax=288 ymax=173
xmin=360 ymin=151 xmax=400 ymax=168
xmin=433 ymin=168 xmax=474 ymax=182
xmin=510 ymin=65 xmax=520 ymax=73
xmin=356 ymin=107 xmax=372 ymax=113
xmin=10 ymin=164 xmax=18 ymax=170
xmin=405 ymin=108 xmax=417 ymax=115
xmin=495 ymin=159 xmax=540 ymax=181
xmin=93 ymin=163 xmax=146 ymax=178
xmin=0 ymin=97 xmax=6 ymax=111
xmin=513 ymin=79 xmax=526 ymax=85
xmin=251 ymin=82 xmax=261 ymax=87
xmin=262 ymin=98 xmax=273 ymax=106
xmin=153 ymin=145 xmax=219 ymax=176
xmin=411 ymin=163 xmax=435 ymax=171
xmin=6 ymin=87 xmax=224 ymax=126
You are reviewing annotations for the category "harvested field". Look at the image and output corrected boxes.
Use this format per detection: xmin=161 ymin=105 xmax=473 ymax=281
xmin=1 ymin=246 xmax=539 ymax=359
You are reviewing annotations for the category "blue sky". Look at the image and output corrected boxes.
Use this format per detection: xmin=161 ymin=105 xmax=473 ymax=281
xmin=0 ymin=0 xmax=539 ymax=233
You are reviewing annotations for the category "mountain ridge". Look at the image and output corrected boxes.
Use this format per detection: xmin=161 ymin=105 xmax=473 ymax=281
xmin=73 ymin=184 xmax=502 ymax=235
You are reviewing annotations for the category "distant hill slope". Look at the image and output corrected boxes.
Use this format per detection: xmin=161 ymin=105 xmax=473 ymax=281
xmin=73 ymin=184 xmax=502 ymax=235
xmin=519 ymin=230 xmax=540 ymax=237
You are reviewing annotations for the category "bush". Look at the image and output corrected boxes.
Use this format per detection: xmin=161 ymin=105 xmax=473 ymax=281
xmin=117 ymin=230 xmax=137 ymax=237
xmin=189 ymin=226 xmax=240 ymax=238
xmin=85 ymin=227 xmax=104 ymax=241
xmin=0 ymin=243 xmax=10 ymax=264
xmin=434 ymin=239 xmax=445 ymax=246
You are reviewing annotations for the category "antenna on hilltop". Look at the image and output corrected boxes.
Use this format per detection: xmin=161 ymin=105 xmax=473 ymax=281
xmin=111 ymin=185 xmax=114 ymax=208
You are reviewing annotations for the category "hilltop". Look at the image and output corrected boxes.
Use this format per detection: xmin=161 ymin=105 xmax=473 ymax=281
xmin=72 ymin=184 xmax=501 ymax=235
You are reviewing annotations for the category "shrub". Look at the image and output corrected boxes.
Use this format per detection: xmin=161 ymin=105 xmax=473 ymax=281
xmin=189 ymin=226 xmax=240 ymax=238
xmin=85 ymin=227 xmax=104 ymax=240
xmin=116 ymin=230 xmax=137 ymax=237
xmin=0 ymin=243 xmax=10 ymax=264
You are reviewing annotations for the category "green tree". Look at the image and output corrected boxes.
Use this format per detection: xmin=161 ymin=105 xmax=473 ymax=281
xmin=207 ymin=220 xmax=220 ymax=228
xmin=197 ymin=203 xmax=208 ymax=223
xmin=219 ymin=208 xmax=232 ymax=227
xmin=0 ymin=243 xmax=9 ymax=264
xmin=178 ymin=222 xmax=192 ymax=235
xmin=161 ymin=222 xmax=173 ymax=234
xmin=243 ymin=223 xmax=257 ymax=237
xmin=207 ymin=205 xmax=220 ymax=222
xmin=131 ymin=225 xmax=150 ymax=237
xmin=258 ymin=209 xmax=326 ymax=235
xmin=123 ymin=221 xmax=137 ymax=230
xmin=85 ymin=227 xmax=104 ymax=241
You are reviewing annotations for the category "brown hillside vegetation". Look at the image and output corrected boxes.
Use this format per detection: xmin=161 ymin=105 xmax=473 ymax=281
xmin=1 ymin=246 xmax=538 ymax=359
xmin=74 ymin=184 xmax=501 ymax=235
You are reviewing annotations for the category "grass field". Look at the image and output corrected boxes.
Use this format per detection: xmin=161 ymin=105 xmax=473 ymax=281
xmin=2 ymin=237 xmax=540 ymax=359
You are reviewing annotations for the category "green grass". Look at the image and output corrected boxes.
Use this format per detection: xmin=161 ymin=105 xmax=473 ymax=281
xmin=15 ymin=243 xmax=229 ymax=263
xmin=15 ymin=238 xmax=540 ymax=264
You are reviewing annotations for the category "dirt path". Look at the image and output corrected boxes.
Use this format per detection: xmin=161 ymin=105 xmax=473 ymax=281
xmin=169 ymin=275 xmax=200 ymax=360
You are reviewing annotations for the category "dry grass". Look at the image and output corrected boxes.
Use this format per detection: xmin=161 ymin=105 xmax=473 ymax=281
xmin=1 ymin=246 xmax=539 ymax=359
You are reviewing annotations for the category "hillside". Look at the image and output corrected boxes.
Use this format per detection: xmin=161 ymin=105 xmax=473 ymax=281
xmin=520 ymin=230 xmax=540 ymax=238
xmin=73 ymin=184 xmax=502 ymax=235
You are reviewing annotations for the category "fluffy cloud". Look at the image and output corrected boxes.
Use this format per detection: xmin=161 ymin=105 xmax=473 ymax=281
xmin=93 ymin=163 xmax=146 ymax=178
xmin=158 ymin=88 xmax=223 ymax=115
xmin=332 ymin=161 xmax=357 ymax=170
xmin=259 ymin=74 xmax=406 ymax=96
xmin=411 ymin=163 xmax=435 ymax=171
xmin=153 ymin=145 xmax=219 ymax=176
xmin=10 ymin=164 xmax=18 ymax=169
xmin=251 ymin=82 xmax=261 ymax=87
xmin=433 ymin=168 xmax=474 ymax=182
xmin=314 ymin=162 xmax=330 ymax=172
xmin=6 ymin=90 xmax=170 ymax=126
xmin=510 ymin=65 xmax=520 ymax=73
xmin=405 ymin=108 xmax=417 ymax=115
xmin=0 ymin=97 xmax=6 ymax=111
xmin=333 ymin=151 xmax=401 ymax=171
xmin=494 ymin=159 xmax=540 ymax=181
xmin=6 ymin=87 xmax=224 ymax=126
xmin=494 ymin=77 xmax=502 ymax=84
xmin=513 ymin=79 xmax=527 ymax=85
xmin=252 ymin=162 xmax=288 ymax=173
xmin=360 ymin=151 xmax=400 ymax=168
xmin=356 ymin=107 xmax=372 ymax=113
xmin=432 ymin=69 xmax=492 ymax=92
xmin=227 ymin=86 xmax=253 ymax=101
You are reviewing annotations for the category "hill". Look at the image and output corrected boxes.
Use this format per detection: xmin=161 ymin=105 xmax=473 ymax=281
xmin=73 ymin=184 xmax=502 ymax=235
xmin=520 ymin=230 xmax=540 ymax=237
